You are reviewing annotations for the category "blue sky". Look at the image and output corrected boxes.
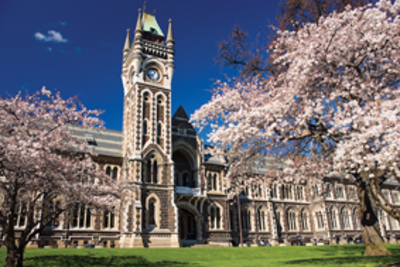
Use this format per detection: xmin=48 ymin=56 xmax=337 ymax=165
xmin=0 ymin=0 xmax=280 ymax=139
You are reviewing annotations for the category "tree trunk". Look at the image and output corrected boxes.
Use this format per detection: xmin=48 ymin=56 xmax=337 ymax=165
xmin=5 ymin=234 xmax=17 ymax=267
xmin=16 ymin=245 xmax=25 ymax=267
xmin=237 ymin=194 xmax=243 ymax=247
xmin=360 ymin=187 xmax=391 ymax=256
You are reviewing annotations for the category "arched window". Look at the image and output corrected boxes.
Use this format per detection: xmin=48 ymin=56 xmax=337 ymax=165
xmin=316 ymin=211 xmax=324 ymax=229
xmin=257 ymin=207 xmax=267 ymax=231
xmin=241 ymin=207 xmax=252 ymax=230
xmin=301 ymin=209 xmax=308 ymax=231
xmin=105 ymin=166 xmax=111 ymax=177
xmin=157 ymin=123 xmax=162 ymax=140
xmin=229 ymin=206 xmax=236 ymax=230
xmin=352 ymin=208 xmax=360 ymax=229
xmin=207 ymin=172 xmax=218 ymax=191
xmin=270 ymin=184 xmax=277 ymax=199
xmin=156 ymin=95 xmax=164 ymax=122
xmin=341 ymin=209 xmax=351 ymax=229
xmin=286 ymin=209 xmax=297 ymax=231
xmin=209 ymin=205 xmax=221 ymax=229
xmin=329 ymin=207 xmax=338 ymax=229
xmin=207 ymin=173 xmax=212 ymax=191
xmin=146 ymin=196 xmax=159 ymax=228
xmin=153 ymin=160 xmax=158 ymax=183
xmin=143 ymin=120 xmax=148 ymax=135
xmin=112 ymin=167 xmax=118 ymax=180
xmin=15 ymin=203 xmax=27 ymax=228
xmin=144 ymin=155 xmax=159 ymax=184
xmin=146 ymin=160 xmax=152 ymax=183
xmin=148 ymin=198 xmax=156 ymax=226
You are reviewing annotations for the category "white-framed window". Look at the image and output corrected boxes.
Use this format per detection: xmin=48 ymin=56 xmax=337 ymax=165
xmin=347 ymin=186 xmax=357 ymax=200
xmin=383 ymin=190 xmax=391 ymax=203
xmin=295 ymin=186 xmax=304 ymax=200
xmin=325 ymin=183 xmax=333 ymax=199
xmin=389 ymin=215 xmax=399 ymax=230
xmin=257 ymin=207 xmax=267 ymax=231
xmin=301 ymin=209 xmax=309 ymax=231
xmin=209 ymin=205 xmax=221 ymax=229
xmin=207 ymin=172 xmax=218 ymax=191
xmin=352 ymin=208 xmax=360 ymax=229
xmin=270 ymin=184 xmax=278 ymax=199
xmin=316 ymin=211 xmax=324 ymax=229
xmin=341 ymin=209 xmax=351 ymax=229
xmin=103 ymin=210 xmax=116 ymax=229
xmin=14 ymin=203 xmax=27 ymax=228
xmin=286 ymin=209 xmax=297 ymax=231
xmin=71 ymin=205 xmax=92 ymax=228
xmin=283 ymin=184 xmax=293 ymax=200
xmin=329 ymin=207 xmax=338 ymax=229
xmin=393 ymin=191 xmax=400 ymax=204
xmin=335 ymin=185 xmax=345 ymax=199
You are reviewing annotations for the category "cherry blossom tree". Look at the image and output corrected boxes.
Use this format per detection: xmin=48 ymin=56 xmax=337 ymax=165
xmin=192 ymin=0 xmax=400 ymax=256
xmin=0 ymin=88 xmax=129 ymax=267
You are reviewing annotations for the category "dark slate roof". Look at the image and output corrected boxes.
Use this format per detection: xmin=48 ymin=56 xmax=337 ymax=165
xmin=69 ymin=125 xmax=122 ymax=158
xmin=172 ymin=106 xmax=189 ymax=120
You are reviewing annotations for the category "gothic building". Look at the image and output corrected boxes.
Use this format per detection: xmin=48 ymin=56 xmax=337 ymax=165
xmin=32 ymin=9 xmax=400 ymax=248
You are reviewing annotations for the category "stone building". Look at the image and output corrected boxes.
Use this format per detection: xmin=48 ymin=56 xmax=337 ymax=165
xmin=30 ymin=9 xmax=400 ymax=248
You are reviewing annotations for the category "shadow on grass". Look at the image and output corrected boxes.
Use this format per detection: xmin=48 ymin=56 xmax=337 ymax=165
xmin=285 ymin=255 xmax=400 ymax=266
xmin=24 ymin=255 xmax=191 ymax=267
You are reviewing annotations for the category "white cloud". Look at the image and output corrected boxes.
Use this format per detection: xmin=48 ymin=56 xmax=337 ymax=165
xmin=34 ymin=30 xmax=68 ymax=43
xmin=46 ymin=47 xmax=53 ymax=52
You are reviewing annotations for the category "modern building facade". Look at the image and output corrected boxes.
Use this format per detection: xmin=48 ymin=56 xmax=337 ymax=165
xmin=32 ymin=9 xmax=400 ymax=248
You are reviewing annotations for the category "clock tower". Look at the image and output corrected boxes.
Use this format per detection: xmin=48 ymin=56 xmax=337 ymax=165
xmin=120 ymin=9 xmax=179 ymax=247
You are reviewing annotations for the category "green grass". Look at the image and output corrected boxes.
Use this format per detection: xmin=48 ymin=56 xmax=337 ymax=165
xmin=1 ymin=244 xmax=400 ymax=267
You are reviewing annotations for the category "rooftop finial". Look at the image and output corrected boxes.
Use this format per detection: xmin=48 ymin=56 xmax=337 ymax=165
xmin=135 ymin=8 xmax=142 ymax=32
xmin=123 ymin=28 xmax=131 ymax=51
xmin=143 ymin=1 xmax=146 ymax=13
xmin=167 ymin=18 xmax=174 ymax=44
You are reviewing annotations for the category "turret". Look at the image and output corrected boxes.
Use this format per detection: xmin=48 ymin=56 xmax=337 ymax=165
xmin=166 ymin=19 xmax=175 ymax=85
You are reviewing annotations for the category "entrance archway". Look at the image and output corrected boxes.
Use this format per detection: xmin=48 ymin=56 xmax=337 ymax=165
xmin=179 ymin=208 xmax=197 ymax=241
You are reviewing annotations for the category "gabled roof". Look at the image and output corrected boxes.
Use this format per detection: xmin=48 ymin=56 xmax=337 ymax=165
xmin=172 ymin=106 xmax=189 ymax=120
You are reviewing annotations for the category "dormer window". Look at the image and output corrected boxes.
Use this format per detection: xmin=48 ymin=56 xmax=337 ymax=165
xmin=85 ymin=134 xmax=97 ymax=146
xmin=178 ymin=124 xmax=186 ymax=135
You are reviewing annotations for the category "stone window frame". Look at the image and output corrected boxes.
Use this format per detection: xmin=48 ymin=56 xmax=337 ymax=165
xmin=286 ymin=208 xmax=297 ymax=231
xmin=256 ymin=205 xmax=268 ymax=231
xmin=208 ymin=203 xmax=222 ymax=230
xmin=145 ymin=194 xmax=161 ymax=229
xmin=300 ymin=208 xmax=310 ymax=231
xmin=70 ymin=205 xmax=93 ymax=229
xmin=104 ymin=165 xmax=119 ymax=181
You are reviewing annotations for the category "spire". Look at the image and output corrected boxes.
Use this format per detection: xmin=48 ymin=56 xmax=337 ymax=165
xmin=135 ymin=8 xmax=142 ymax=32
xmin=167 ymin=18 xmax=174 ymax=44
xmin=123 ymin=29 xmax=131 ymax=51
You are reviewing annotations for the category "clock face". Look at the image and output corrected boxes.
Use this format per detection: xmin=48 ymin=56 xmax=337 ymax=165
xmin=146 ymin=68 xmax=160 ymax=82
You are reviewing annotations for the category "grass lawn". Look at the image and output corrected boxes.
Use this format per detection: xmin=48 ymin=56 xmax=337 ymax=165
xmin=0 ymin=244 xmax=400 ymax=267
